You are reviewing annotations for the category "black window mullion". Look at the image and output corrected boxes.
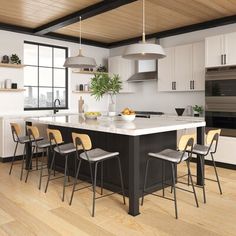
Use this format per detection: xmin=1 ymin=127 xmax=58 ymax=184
xmin=24 ymin=41 xmax=68 ymax=110
xmin=37 ymin=45 xmax=39 ymax=109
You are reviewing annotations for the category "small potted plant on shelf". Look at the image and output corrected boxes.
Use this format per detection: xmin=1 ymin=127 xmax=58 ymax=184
xmin=193 ymin=105 xmax=204 ymax=117
xmin=10 ymin=54 xmax=21 ymax=64
xmin=90 ymin=73 xmax=122 ymax=116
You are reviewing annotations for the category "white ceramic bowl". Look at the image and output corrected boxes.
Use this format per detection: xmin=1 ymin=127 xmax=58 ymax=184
xmin=121 ymin=114 xmax=136 ymax=122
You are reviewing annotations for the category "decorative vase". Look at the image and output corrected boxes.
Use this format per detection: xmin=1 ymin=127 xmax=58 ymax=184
xmin=108 ymin=94 xmax=116 ymax=116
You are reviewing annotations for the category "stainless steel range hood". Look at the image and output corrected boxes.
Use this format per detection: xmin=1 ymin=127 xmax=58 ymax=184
xmin=127 ymin=71 xmax=157 ymax=83
xmin=127 ymin=59 xmax=157 ymax=83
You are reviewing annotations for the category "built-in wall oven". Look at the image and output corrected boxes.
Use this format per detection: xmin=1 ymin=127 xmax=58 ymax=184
xmin=205 ymin=66 xmax=236 ymax=137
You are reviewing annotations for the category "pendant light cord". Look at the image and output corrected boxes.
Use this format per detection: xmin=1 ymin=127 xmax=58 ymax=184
xmin=142 ymin=0 xmax=146 ymax=43
xmin=79 ymin=16 xmax=82 ymax=54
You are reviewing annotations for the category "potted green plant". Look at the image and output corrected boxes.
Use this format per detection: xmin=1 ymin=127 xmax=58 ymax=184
xmin=90 ymin=73 xmax=122 ymax=116
xmin=193 ymin=105 xmax=204 ymax=117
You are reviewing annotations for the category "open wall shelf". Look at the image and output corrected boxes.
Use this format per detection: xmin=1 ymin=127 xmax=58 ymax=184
xmin=72 ymin=70 xmax=108 ymax=75
xmin=0 ymin=89 xmax=25 ymax=92
xmin=0 ymin=63 xmax=25 ymax=68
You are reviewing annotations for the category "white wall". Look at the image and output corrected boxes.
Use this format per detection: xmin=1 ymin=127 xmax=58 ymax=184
xmin=111 ymin=23 xmax=236 ymax=114
xmin=0 ymin=30 xmax=110 ymax=115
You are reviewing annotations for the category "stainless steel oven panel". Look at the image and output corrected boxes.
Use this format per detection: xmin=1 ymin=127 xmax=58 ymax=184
xmin=206 ymin=96 xmax=236 ymax=112
xmin=206 ymin=66 xmax=236 ymax=80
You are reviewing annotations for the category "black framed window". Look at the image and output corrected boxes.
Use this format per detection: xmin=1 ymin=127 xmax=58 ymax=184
xmin=24 ymin=41 xmax=68 ymax=110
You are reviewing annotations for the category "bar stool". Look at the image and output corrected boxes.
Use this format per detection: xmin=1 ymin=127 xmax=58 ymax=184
xmin=190 ymin=129 xmax=222 ymax=203
xmin=69 ymin=132 xmax=126 ymax=217
xmin=9 ymin=123 xmax=42 ymax=180
xmin=45 ymin=128 xmax=76 ymax=202
xmin=25 ymin=126 xmax=52 ymax=189
xmin=141 ymin=134 xmax=198 ymax=219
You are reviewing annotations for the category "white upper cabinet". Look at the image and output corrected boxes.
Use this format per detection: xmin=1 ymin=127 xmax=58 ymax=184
xmin=158 ymin=47 xmax=174 ymax=91
xmin=174 ymin=44 xmax=193 ymax=91
xmin=205 ymin=35 xmax=224 ymax=68
xmin=108 ymin=56 xmax=135 ymax=93
xmin=224 ymin=32 xmax=236 ymax=66
xmin=158 ymin=42 xmax=205 ymax=92
xmin=193 ymin=41 xmax=205 ymax=91
xmin=205 ymin=32 xmax=236 ymax=67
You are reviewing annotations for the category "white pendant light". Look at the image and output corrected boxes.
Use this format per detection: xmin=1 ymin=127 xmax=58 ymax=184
xmin=64 ymin=16 xmax=97 ymax=68
xmin=123 ymin=0 xmax=165 ymax=60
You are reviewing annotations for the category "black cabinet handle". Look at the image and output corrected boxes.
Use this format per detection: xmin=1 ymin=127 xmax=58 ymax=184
xmin=172 ymin=81 xmax=174 ymax=90
xmin=174 ymin=81 xmax=176 ymax=90
xmin=224 ymin=54 xmax=226 ymax=65
xmin=221 ymin=54 xmax=223 ymax=65
xmin=193 ymin=80 xmax=195 ymax=90
xmin=190 ymin=81 xmax=192 ymax=89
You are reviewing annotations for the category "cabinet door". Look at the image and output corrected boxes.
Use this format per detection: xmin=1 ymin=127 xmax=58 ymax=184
xmin=193 ymin=42 xmax=205 ymax=91
xmin=158 ymin=47 xmax=174 ymax=91
xmin=108 ymin=56 xmax=135 ymax=93
xmin=225 ymin=32 xmax=236 ymax=66
xmin=205 ymin=35 xmax=224 ymax=67
xmin=174 ymin=44 xmax=192 ymax=91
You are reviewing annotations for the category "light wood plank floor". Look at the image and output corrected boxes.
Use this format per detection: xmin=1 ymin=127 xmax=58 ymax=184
xmin=0 ymin=160 xmax=235 ymax=236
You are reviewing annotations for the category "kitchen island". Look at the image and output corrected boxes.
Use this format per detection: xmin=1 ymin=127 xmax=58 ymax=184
xmin=26 ymin=114 xmax=205 ymax=216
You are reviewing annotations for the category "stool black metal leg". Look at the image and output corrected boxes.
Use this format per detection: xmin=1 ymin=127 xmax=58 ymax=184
xmin=39 ymin=149 xmax=45 ymax=190
xmin=187 ymin=160 xmax=190 ymax=186
xmin=186 ymin=161 xmax=199 ymax=208
xmin=89 ymin=162 xmax=94 ymax=186
xmin=92 ymin=162 xmax=98 ymax=217
xmin=9 ymin=142 xmax=18 ymax=175
xmin=211 ymin=153 xmax=222 ymax=195
xmin=100 ymin=161 xmax=103 ymax=195
xmin=200 ymin=156 xmax=206 ymax=203
xmin=20 ymin=144 xmax=26 ymax=181
xmin=25 ymin=146 xmax=34 ymax=183
xmin=36 ymin=147 xmax=39 ymax=170
xmin=62 ymin=155 xmax=68 ymax=202
xmin=141 ymin=158 xmax=151 ymax=206
xmin=162 ymin=160 xmax=165 ymax=197
xmin=171 ymin=163 xmax=178 ymax=219
xmin=53 ymin=156 xmax=56 ymax=176
xmin=45 ymin=151 xmax=56 ymax=193
xmin=117 ymin=156 xmax=126 ymax=205
xmin=69 ymin=159 xmax=82 ymax=205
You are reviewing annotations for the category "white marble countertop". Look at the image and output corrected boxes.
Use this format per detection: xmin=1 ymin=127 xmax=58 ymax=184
xmin=26 ymin=114 xmax=206 ymax=136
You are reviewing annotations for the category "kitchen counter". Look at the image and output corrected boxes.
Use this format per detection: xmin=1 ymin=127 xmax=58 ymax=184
xmin=26 ymin=114 xmax=205 ymax=217
xmin=26 ymin=114 xmax=205 ymax=136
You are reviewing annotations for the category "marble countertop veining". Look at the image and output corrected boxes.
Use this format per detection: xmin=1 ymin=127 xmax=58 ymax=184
xmin=26 ymin=114 xmax=206 ymax=136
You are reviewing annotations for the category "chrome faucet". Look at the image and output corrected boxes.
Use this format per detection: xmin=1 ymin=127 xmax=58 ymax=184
xmin=53 ymin=99 xmax=61 ymax=114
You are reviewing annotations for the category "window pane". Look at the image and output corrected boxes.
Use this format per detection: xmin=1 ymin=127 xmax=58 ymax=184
xmin=54 ymin=48 xmax=66 ymax=68
xmin=24 ymin=66 xmax=38 ymax=86
xmin=24 ymin=87 xmax=38 ymax=108
xmin=24 ymin=44 xmax=38 ymax=66
xmin=54 ymin=88 xmax=66 ymax=107
xmin=39 ymin=67 xmax=52 ymax=87
xmin=54 ymin=69 xmax=66 ymax=87
xmin=39 ymin=46 xmax=52 ymax=67
xmin=39 ymin=87 xmax=53 ymax=107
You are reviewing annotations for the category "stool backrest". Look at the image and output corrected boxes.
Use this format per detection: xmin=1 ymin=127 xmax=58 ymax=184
xmin=178 ymin=134 xmax=195 ymax=163
xmin=10 ymin=123 xmax=21 ymax=142
xmin=206 ymin=129 xmax=221 ymax=154
xmin=27 ymin=126 xmax=40 ymax=144
xmin=72 ymin=132 xmax=92 ymax=161
xmin=46 ymin=128 xmax=63 ymax=152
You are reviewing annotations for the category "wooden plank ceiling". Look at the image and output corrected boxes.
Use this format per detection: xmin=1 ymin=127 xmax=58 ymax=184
xmin=0 ymin=0 xmax=101 ymax=28
xmin=0 ymin=0 xmax=236 ymax=46
xmin=56 ymin=0 xmax=236 ymax=43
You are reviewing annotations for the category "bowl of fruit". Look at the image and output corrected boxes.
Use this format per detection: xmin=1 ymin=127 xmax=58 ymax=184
xmin=121 ymin=108 xmax=136 ymax=122
xmin=84 ymin=112 xmax=101 ymax=120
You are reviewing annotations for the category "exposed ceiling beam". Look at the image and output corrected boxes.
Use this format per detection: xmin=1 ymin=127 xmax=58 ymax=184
xmin=46 ymin=32 xmax=109 ymax=48
xmin=34 ymin=0 xmax=138 ymax=35
xmin=0 ymin=22 xmax=109 ymax=48
xmin=108 ymin=14 xmax=236 ymax=48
